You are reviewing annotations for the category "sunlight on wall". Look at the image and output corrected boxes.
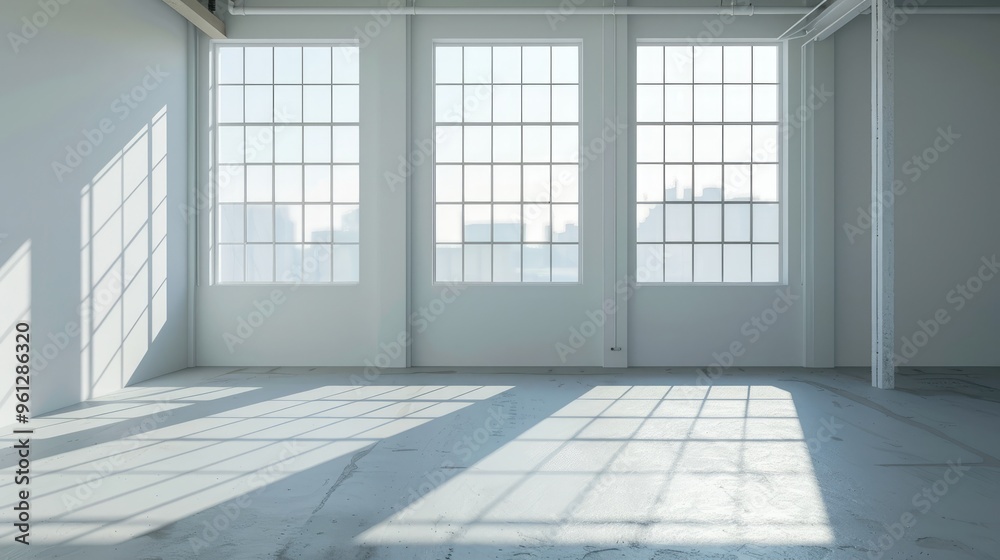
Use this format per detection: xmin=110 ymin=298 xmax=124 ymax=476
xmin=360 ymin=385 xmax=834 ymax=546
xmin=0 ymin=384 xmax=509 ymax=545
xmin=0 ymin=241 xmax=31 ymax=424
xmin=80 ymin=107 xmax=168 ymax=401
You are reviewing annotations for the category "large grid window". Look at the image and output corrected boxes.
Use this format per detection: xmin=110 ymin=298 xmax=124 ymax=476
xmin=434 ymin=44 xmax=580 ymax=283
xmin=636 ymin=44 xmax=780 ymax=283
xmin=215 ymin=45 xmax=360 ymax=284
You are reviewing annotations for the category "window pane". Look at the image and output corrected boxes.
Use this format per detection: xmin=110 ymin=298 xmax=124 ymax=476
xmin=753 ymin=46 xmax=779 ymax=83
xmin=664 ymin=204 xmax=692 ymax=241
xmin=693 ymin=85 xmax=721 ymax=121
xmin=218 ymin=127 xmax=244 ymax=164
xmin=552 ymin=126 xmax=578 ymax=163
xmin=665 ymin=165 xmax=692 ymax=201
xmin=523 ymin=165 xmax=550 ymax=202
xmin=436 ymin=85 xmax=463 ymax=123
xmin=276 ymin=244 xmax=303 ymax=281
xmin=246 ymin=166 xmax=272 ymax=202
xmin=552 ymin=204 xmax=578 ymax=242
xmin=219 ymin=245 xmax=244 ymax=282
xmin=723 ymin=125 xmax=751 ymax=162
xmin=219 ymin=205 xmax=244 ymax=243
xmin=664 ymin=85 xmax=693 ymax=122
xmin=694 ymin=204 xmax=722 ymax=242
xmin=464 ymin=166 xmax=491 ymax=202
xmin=637 ymin=85 xmax=664 ymax=122
xmin=464 ymin=204 xmax=491 ymax=242
xmin=493 ymin=46 xmax=521 ymax=83
xmin=552 ymin=85 xmax=578 ymax=123
xmin=724 ymin=164 xmax=751 ymax=201
xmin=245 ymin=85 xmax=273 ymax=122
xmin=551 ymin=165 xmax=578 ymax=202
xmin=303 ymin=47 xmax=332 ymax=83
xmin=494 ymin=204 xmax=521 ymax=242
xmin=244 ymin=47 xmax=272 ymax=84
xmin=693 ymin=46 xmax=722 ymax=83
xmin=332 ymin=165 xmax=360 ymax=203
xmin=493 ymin=126 xmax=521 ymax=163
xmin=246 ymin=205 xmax=273 ymax=242
xmin=523 ymin=85 xmax=550 ymax=122
xmin=724 ymin=244 xmax=751 ymax=282
xmin=464 ymin=84 xmax=491 ymax=122
xmin=275 ymin=204 xmax=303 ymax=242
xmin=694 ymin=165 xmax=722 ymax=201
xmin=219 ymin=166 xmax=245 ymax=202
xmin=723 ymin=46 xmax=752 ymax=83
xmin=524 ymin=203 xmax=551 ymax=242
xmin=753 ymin=84 xmax=778 ymax=122
xmin=693 ymin=126 xmax=721 ymax=163
xmin=333 ymin=85 xmax=360 ymax=122
xmin=552 ymin=244 xmax=578 ymax=282
xmin=637 ymin=164 xmax=664 ymax=203
xmin=753 ymin=164 xmax=779 ymax=201
xmin=274 ymin=126 xmax=302 ymax=163
xmin=464 ymin=245 xmax=491 ymax=282
xmin=724 ymin=204 xmax=751 ymax=242
xmin=493 ymin=244 xmax=521 ymax=282
xmin=246 ymin=126 xmax=273 ymax=163
xmin=464 ymin=46 xmax=492 ymax=84
xmin=752 ymin=125 xmax=779 ymax=162
xmin=437 ymin=205 xmax=462 ymax=243
xmin=332 ymin=244 xmax=360 ymax=282
xmin=303 ymin=126 xmax=331 ymax=163
xmin=665 ymin=125 xmax=692 ymax=163
xmin=523 ymin=244 xmax=550 ymax=282
xmin=637 ymin=204 xmax=664 ymax=243
xmin=753 ymin=244 xmax=780 ymax=282
xmin=304 ymin=165 xmax=331 ymax=202
xmin=522 ymin=46 xmax=550 ymax=83
xmin=436 ymin=46 xmax=463 ymax=84
xmin=493 ymin=166 xmax=520 ymax=201
xmin=218 ymin=47 xmax=243 ymax=84
xmin=493 ymin=85 xmax=521 ymax=122
xmin=637 ymin=46 xmax=664 ymax=83
xmin=753 ymin=204 xmax=779 ymax=242
xmin=552 ymin=46 xmax=578 ymax=83
xmin=333 ymin=46 xmax=360 ymax=84
xmin=333 ymin=204 xmax=360 ymax=242
xmin=664 ymin=46 xmax=693 ymax=83
xmin=274 ymin=85 xmax=302 ymax=122
xmin=464 ymin=126 xmax=491 ymax=163
xmin=304 ymin=205 xmax=332 ymax=242
xmin=436 ymin=126 xmax=462 ymax=163
xmin=637 ymin=244 xmax=664 ymax=282
xmin=304 ymin=86 xmax=332 ymax=122
xmin=523 ymin=126 xmax=550 ymax=163
xmin=637 ymin=125 xmax=664 ymax=163
xmin=333 ymin=126 xmax=360 ymax=163
xmin=303 ymin=245 xmax=332 ymax=283
xmin=664 ymin=244 xmax=692 ymax=282
xmin=693 ymin=244 xmax=722 ymax=282
xmin=437 ymin=165 xmax=462 ymax=202
xmin=274 ymin=47 xmax=302 ymax=84
xmin=218 ymin=86 xmax=244 ymax=123
xmin=436 ymin=244 xmax=462 ymax=281
xmin=247 ymin=245 xmax=274 ymax=282
xmin=724 ymin=85 xmax=752 ymax=122
xmin=275 ymin=165 xmax=302 ymax=202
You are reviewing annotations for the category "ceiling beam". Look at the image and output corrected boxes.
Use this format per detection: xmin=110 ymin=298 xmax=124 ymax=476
xmin=163 ymin=0 xmax=226 ymax=39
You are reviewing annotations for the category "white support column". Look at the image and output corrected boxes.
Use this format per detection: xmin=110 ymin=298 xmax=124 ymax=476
xmin=871 ymin=0 xmax=895 ymax=388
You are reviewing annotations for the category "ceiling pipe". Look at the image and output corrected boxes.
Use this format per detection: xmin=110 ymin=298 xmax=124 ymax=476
xmin=227 ymin=1 xmax=813 ymax=16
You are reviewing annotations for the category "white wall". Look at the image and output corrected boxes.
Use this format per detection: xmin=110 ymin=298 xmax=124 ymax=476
xmin=0 ymin=0 xmax=190 ymax=419
xmin=834 ymin=15 xmax=1000 ymax=366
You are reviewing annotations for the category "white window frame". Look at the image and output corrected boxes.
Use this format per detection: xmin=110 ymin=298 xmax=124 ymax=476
xmin=431 ymin=40 xmax=583 ymax=285
xmin=634 ymin=40 xmax=785 ymax=286
xmin=211 ymin=40 xmax=361 ymax=286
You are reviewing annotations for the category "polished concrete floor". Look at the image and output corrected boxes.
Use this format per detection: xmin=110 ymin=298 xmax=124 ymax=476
xmin=1 ymin=367 xmax=998 ymax=560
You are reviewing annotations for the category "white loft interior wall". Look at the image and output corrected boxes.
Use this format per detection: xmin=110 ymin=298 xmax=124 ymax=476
xmin=834 ymin=15 xmax=1000 ymax=367
xmin=0 ymin=0 xmax=190 ymax=418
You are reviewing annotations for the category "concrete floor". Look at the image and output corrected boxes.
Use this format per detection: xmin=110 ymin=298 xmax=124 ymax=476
xmin=1 ymin=367 xmax=998 ymax=560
